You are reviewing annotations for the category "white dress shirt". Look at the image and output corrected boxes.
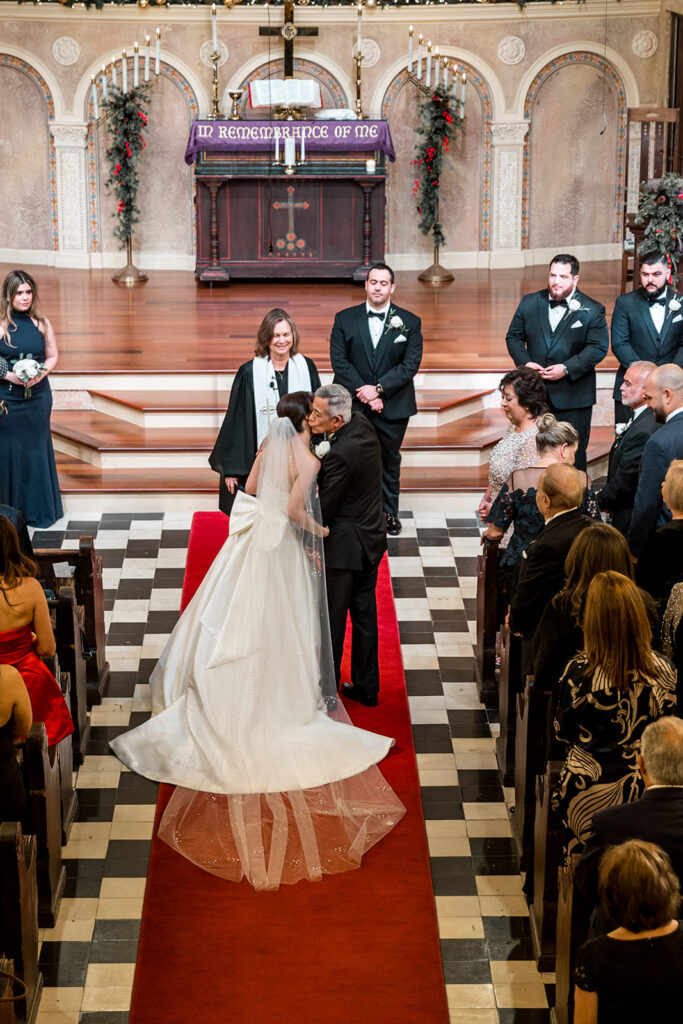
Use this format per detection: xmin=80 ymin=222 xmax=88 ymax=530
xmin=366 ymin=302 xmax=389 ymax=348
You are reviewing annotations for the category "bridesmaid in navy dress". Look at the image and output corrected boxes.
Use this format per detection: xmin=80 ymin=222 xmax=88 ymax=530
xmin=0 ymin=270 xmax=63 ymax=528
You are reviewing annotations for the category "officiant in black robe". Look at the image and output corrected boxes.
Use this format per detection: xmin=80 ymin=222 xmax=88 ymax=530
xmin=209 ymin=309 xmax=320 ymax=514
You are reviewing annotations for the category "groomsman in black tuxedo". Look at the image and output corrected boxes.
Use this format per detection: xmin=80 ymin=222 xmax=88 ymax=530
xmin=329 ymin=262 xmax=423 ymax=537
xmin=597 ymin=360 xmax=658 ymax=536
xmin=309 ymin=384 xmax=387 ymax=707
xmin=611 ymin=252 xmax=683 ymax=423
xmin=505 ymin=253 xmax=609 ymax=471
xmin=629 ymin=363 xmax=683 ymax=556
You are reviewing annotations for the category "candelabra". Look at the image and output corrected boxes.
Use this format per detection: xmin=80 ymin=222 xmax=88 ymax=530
xmin=208 ymin=49 xmax=223 ymax=120
xmin=354 ymin=52 xmax=365 ymax=120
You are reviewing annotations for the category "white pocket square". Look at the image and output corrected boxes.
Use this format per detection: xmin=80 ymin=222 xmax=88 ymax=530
xmin=674 ymin=314 xmax=683 ymax=323
xmin=570 ymin=320 xmax=583 ymax=329
xmin=394 ymin=334 xmax=407 ymax=343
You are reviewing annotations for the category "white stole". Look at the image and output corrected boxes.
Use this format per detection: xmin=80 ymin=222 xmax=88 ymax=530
xmin=252 ymin=354 xmax=313 ymax=447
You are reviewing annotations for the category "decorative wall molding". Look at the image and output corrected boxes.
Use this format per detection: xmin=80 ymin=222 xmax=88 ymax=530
xmin=632 ymin=30 xmax=658 ymax=59
xmin=52 ymin=37 xmax=80 ymax=66
xmin=50 ymin=123 xmax=88 ymax=256
xmin=200 ymin=40 xmax=228 ymax=68
xmin=355 ymin=38 xmax=380 ymax=69
xmin=497 ymin=36 xmax=526 ymax=66
xmin=490 ymin=121 xmax=528 ymax=252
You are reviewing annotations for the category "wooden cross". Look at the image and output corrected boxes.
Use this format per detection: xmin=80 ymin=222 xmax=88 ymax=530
xmin=259 ymin=0 xmax=318 ymax=79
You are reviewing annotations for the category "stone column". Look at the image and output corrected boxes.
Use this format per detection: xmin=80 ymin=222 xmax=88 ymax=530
xmin=49 ymin=123 xmax=89 ymax=267
xmin=490 ymin=122 xmax=528 ymax=268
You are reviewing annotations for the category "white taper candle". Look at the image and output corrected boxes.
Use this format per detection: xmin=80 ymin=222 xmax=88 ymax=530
xmin=122 ymin=51 xmax=127 ymax=93
xmin=144 ymin=36 xmax=150 ymax=82
xmin=91 ymin=76 xmax=99 ymax=119
xmin=101 ymin=66 xmax=108 ymax=102
xmin=155 ymin=28 xmax=161 ymax=75
xmin=417 ymin=35 xmax=423 ymax=80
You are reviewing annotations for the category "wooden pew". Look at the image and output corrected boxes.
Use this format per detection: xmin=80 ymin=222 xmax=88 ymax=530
xmin=495 ymin=623 xmax=521 ymax=786
xmin=0 ymin=824 xmax=42 ymax=1024
xmin=474 ymin=536 xmax=500 ymax=707
xmin=513 ymin=676 xmax=553 ymax=875
xmin=0 ymin=957 xmax=22 ymax=1024
xmin=46 ymin=586 xmax=90 ymax=769
xmin=22 ymin=724 xmax=66 ymax=929
xmin=530 ymin=761 xmax=564 ymax=972
xmin=554 ymin=855 xmax=591 ymax=1024
xmin=33 ymin=537 xmax=110 ymax=706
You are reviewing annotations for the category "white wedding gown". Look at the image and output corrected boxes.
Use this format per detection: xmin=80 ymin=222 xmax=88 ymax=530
xmin=111 ymin=420 xmax=405 ymax=889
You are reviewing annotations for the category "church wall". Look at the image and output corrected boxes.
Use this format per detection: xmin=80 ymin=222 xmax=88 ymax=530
xmin=0 ymin=0 xmax=670 ymax=271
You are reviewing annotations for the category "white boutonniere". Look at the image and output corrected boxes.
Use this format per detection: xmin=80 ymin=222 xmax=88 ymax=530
xmin=615 ymin=421 xmax=630 ymax=438
xmin=669 ymin=297 xmax=681 ymax=312
xmin=314 ymin=440 xmax=331 ymax=459
xmin=389 ymin=314 xmax=404 ymax=330
xmin=384 ymin=307 xmax=407 ymax=337
xmin=567 ymin=297 xmax=581 ymax=313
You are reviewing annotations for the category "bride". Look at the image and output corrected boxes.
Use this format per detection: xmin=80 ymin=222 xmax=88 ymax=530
xmin=111 ymin=392 xmax=405 ymax=890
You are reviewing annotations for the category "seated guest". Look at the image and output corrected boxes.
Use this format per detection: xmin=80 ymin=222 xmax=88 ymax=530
xmin=0 ymin=663 xmax=32 ymax=821
xmin=0 ymin=508 xmax=32 ymax=558
xmin=662 ymin=582 xmax=683 ymax=709
xmin=0 ymin=517 xmax=72 ymax=747
xmin=597 ymin=360 xmax=658 ymax=536
xmin=533 ymin=524 xmax=652 ymax=700
xmin=485 ymin=414 xmax=600 ymax=598
xmin=509 ymin=463 xmax=593 ymax=639
xmin=575 ymin=717 xmax=683 ymax=935
xmin=636 ymin=460 xmax=683 ymax=614
xmin=477 ymin=367 xmax=548 ymax=521
xmin=553 ymin=572 xmax=676 ymax=857
xmin=574 ymin=840 xmax=683 ymax=1024
xmin=629 ymin=363 xmax=683 ymax=557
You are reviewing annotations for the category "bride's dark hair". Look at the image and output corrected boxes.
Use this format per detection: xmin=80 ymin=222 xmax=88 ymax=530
xmin=276 ymin=391 xmax=312 ymax=433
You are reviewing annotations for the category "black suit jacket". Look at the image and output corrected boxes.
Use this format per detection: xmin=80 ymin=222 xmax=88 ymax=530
xmin=629 ymin=412 xmax=683 ymax=556
xmin=509 ymin=508 xmax=593 ymax=637
xmin=598 ymin=407 xmax=659 ymax=535
xmin=505 ymin=289 xmax=609 ymax=409
xmin=636 ymin=520 xmax=683 ymax=610
xmin=611 ymin=287 xmax=683 ymax=398
xmin=317 ymin=413 xmax=386 ymax=572
xmin=575 ymin=788 xmax=683 ymax=908
xmin=330 ymin=303 xmax=423 ymax=421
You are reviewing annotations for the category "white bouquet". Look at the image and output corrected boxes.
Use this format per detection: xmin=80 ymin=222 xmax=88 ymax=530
xmin=13 ymin=357 xmax=45 ymax=383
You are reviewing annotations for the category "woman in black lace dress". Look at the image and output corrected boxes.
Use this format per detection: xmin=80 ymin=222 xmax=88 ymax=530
xmin=0 ymin=270 xmax=63 ymax=527
xmin=484 ymin=413 xmax=600 ymax=597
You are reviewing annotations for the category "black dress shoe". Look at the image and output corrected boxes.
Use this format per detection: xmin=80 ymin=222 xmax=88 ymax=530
xmin=340 ymin=682 xmax=378 ymax=707
xmin=385 ymin=513 xmax=402 ymax=536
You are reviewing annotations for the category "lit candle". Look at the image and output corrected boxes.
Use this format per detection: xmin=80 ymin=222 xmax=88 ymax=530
xmin=300 ymin=128 xmax=305 ymax=162
xmin=212 ymin=3 xmax=218 ymax=52
xmin=111 ymin=59 xmax=117 ymax=89
xmin=426 ymin=41 xmax=432 ymax=88
xmin=91 ymin=75 xmax=99 ymax=119
xmin=408 ymin=25 xmax=413 ymax=72
xmin=133 ymin=42 xmax=139 ymax=88
xmin=460 ymin=70 xmax=467 ymax=107
xmin=275 ymin=130 xmax=279 ymax=162
xmin=434 ymin=48 xmax=440 ymax=88
xmin=443 ymin=59 xmax=449 ymax=91
xmin=144 ymin=36 xmax=150 ymax=82
xmin=357 ymin=3 xmax=362 ymax=55
xmin=100 ymin=65 xmax=108 ymax=102
xmin=416 ymin=34 xmax=423 ymax=80
xmin=284 ymin=135 xmax=295 ymax=166
xmin=155 ymin=28 xmax=161 ymax=75
xmin=122 ymin=51 xmax=127 ymax=93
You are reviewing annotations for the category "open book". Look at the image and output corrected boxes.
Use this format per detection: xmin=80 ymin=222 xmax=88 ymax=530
xmin=249 ymin=79 xmax=322 ymax=109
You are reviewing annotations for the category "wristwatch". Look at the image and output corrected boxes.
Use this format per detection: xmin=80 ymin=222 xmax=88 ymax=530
xmin=562 ymin=365 xmax=568 ymax=376
xmin=375 ymin=383 xmax=384 ymax=395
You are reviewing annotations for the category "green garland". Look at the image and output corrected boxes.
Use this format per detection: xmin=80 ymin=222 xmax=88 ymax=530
xmin=412 ymin=86 xmax=463 ymax=249
xmin=103 ymin=85 xmax=150 ymax=247
xmin=635 ymin=171 xmax=683 ymax=279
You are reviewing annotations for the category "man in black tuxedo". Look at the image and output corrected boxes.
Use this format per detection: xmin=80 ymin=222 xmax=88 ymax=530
xmin=629 ymin=363 xmax=683 ymax=556
xmin=309 ymin=384 xmax=386 ymax=707
xmin=611 ymin=252 xmax=683 ymax=423
xmin=509 ymin=463 xmax=593 ymax=640
xmin=597 ymin=360 xmax=658 ymax=536
xmin=329 ymin=262 xmax=423 ymax=537
xmin=575 ymin=716 xmax=683 ymax=935
xmin=505 ymin=253 xmax=609 ymax=471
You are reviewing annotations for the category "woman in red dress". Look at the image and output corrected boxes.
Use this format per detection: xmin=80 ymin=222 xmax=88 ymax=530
xmin=0 ymin=516 xmax=73 ymax=746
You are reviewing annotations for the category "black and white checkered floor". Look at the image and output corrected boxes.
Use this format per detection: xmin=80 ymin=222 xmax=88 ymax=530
xmin=31 ymin=509 xmax=552 ymax=1024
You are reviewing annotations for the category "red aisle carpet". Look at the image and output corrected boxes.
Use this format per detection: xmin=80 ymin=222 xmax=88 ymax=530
xmin=130 ymin=512 xmax=449 ymax=1024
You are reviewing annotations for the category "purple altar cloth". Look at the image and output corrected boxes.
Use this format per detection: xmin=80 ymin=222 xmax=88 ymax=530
xmin=184 ymin=118 xmax=395 ymax=165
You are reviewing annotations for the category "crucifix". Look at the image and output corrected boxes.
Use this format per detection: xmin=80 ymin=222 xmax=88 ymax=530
xmin=259 ymin=0 xmax=318 ymax=79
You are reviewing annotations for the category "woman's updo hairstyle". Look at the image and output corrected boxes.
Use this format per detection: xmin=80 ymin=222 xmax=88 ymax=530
xmin=276 ymin=391 xmax=312 ymax=433
xmin=535 ymin=413 xmax=579 ymax=453
xmin=498 ymin=366 xmax=548 ymax=418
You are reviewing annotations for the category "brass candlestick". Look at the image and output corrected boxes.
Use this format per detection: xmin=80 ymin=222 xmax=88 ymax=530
xmin=112 ymin=236 xmax=148 ymax=286
xmin=354 ymin=52 xmax=365 ymax=120
xmin=207 ymin=50 xmax=222 ymax=119
xmin=228 ymin=90 xmax=242 ymax=120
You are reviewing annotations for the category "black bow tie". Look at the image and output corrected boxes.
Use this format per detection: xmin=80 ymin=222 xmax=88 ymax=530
xmin=367 ymin=310 xmax=385 ymax=320
xmin=647 ymin=294 xmax=667 ymax=306
xmin=549 ymin=299 xmax=568 ymax=309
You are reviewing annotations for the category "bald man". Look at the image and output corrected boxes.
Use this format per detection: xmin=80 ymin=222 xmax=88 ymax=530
xmin=629 ymin=363 xmax=683 ymax=557
xmin=509 ymin=463 xmax=593 ymax=639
